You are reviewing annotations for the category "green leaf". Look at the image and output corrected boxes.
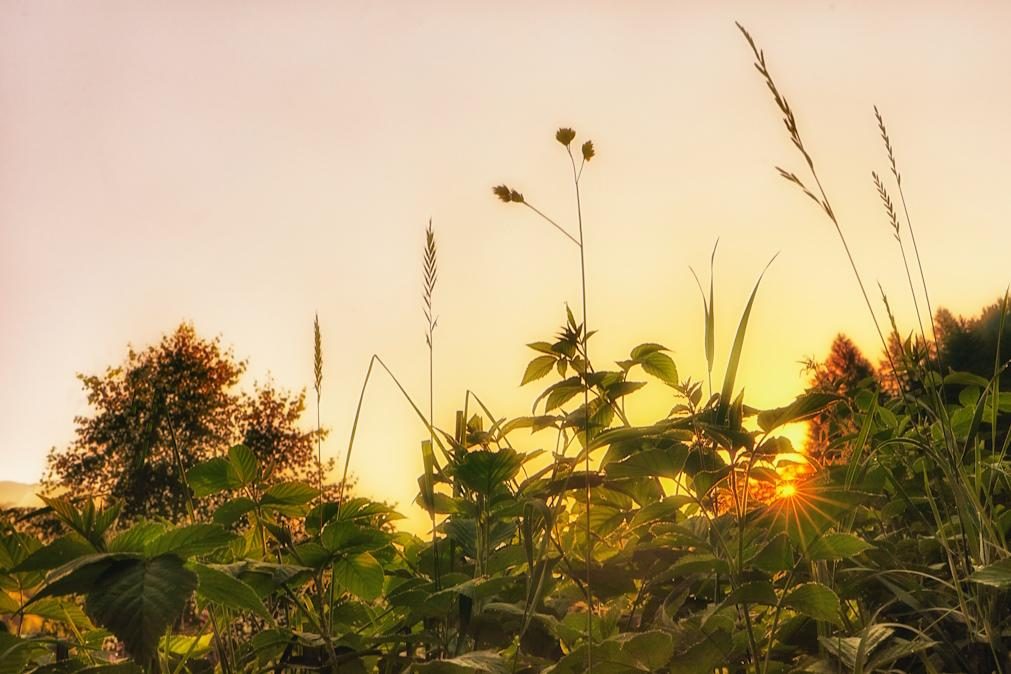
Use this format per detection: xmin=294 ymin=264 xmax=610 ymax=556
xmin=672 ymin=553 xmax=730 ymax=576
xmin=638 ymin=350 xmax=679 ymax=386
xmin=145 ymin=524 xmax=238 ymax=559
xmin=622 ymin=630 xmax=675 ymax=669
xmin=213 ymin=497 xmax=257 ymax=526
xmin=260 ymin=481 xmax=317 ymax=507
xmin=757 ymin=392 xmax=841 ymax=432
xmin=605 ymin=446 xmax=689 ymax=480
xmin=807 ymin=532 xmax=873 ymax=561
xmin=969 ymin=558 xmax=1011 ymax=587
xmin=521 ymin=355 xmax=556 ymax=385
xmin=22 ymin=596 xmax=95 ymax=629
xmin=32 ymin=553 xmax=137 ymax=601
xmin=411 ymin=651 xmax=509 ymax=673
xmin=12 ymin=535 xmax=96 ymax=573
xmin=783 ymin=582 xmax=842 ymax=625
xmin=84 ymin=555 xmax=198 ymax=664
xmin=332 ymin=552 xmax=384 ymax=601
xmin=725 ymin=580 xmax=778 ymax=607
xmin=228 ymin=444 xmax=260 ymax=485
xmin=542 ymin=378 xmax=584 ymax=412
xmin=453 ymin=449 xmax=523 ymax=495
xmin=108 ymin=521 xmax=168 ymax=554
xmin=190 ymin=562 xmax=271 ymax=620
xmin=186 ymin=458 xmax=241 ymax=497
xmin=321 ymin=521 xmax=392 ymax=555
xmin=750 ymin=533 xmax=793 ymax=573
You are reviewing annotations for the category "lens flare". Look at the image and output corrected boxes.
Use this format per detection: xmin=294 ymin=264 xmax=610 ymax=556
xmin=775 ymin=481 xmax=798 ymax=500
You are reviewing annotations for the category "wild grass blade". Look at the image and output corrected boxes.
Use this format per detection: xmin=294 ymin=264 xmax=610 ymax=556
xmin=718 ymin=253 xmax=778 ymax=422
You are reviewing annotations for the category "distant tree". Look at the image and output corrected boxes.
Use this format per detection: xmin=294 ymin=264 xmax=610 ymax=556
xmin=804 ymin=334 xmax=877 ymax=463
xmin=43 ymin=324 xmax=334 ymax=522
xmin=934 ymin=298 xmax=1011 ymax=378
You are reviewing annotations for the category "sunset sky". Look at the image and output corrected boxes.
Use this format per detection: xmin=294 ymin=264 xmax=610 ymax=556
xmin=3 ymin=2 xmax=1010 ymax=530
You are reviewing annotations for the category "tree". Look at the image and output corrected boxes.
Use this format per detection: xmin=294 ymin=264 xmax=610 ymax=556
xmin=803 ymin=334 xmax=877 ymax=463
xmin=43 ymin=323 xmax=333 ymax=521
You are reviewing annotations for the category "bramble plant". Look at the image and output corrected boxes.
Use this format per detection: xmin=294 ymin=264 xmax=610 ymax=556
xmin=2 ymin=22 xmax=1011 ymax=674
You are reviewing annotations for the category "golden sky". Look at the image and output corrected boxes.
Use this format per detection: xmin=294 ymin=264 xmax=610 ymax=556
xmin=2 ymin=1 xmax=1010 ymax=530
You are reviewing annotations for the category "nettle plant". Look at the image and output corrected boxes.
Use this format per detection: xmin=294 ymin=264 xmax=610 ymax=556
xmin=4 ymin=22 xmax=1011 ymax=674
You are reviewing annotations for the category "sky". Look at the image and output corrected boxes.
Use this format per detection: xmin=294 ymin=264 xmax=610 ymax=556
xmin=2 ymin=1 xmax=1010 ymax=531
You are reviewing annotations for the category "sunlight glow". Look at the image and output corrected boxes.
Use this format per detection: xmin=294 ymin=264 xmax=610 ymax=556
xmin=775 ymin=481 xmax=798 ymax=500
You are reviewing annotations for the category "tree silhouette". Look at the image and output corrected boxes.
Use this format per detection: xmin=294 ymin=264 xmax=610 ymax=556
xmin=804 ymin=334 xmax=877 ymax=464
xmin=43 ymin=324 xmax=333 ymax=521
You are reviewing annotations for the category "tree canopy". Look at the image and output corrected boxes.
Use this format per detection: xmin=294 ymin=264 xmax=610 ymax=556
xmin=43 ymin=324 xmax=334 ymax=521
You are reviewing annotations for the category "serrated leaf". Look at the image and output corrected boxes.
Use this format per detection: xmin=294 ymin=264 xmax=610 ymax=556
xmin=186 ymin=458 xmax=241 ymax=498
xmin=145 ymin=524 xmax=238 ymax=559
xmin=228 ymin=444 xmax=260 ymax=485
xmin=12 ymin=535 xmax=95 ymax=573
xmin=605 ymin=446 xmax=689 ymax=480
xmin=783 ymin=582 xmax=842 ymax=625
xmin=639 ymin=351 xmax=679 ymax=386
xmin=758 ymin=392 xmax=842 ymax=432
xmin=84 ymin=556 xmax=197 ymax=664
xmin=969 ymin=557 xmax=1011 ymax=587
xmin=332 ymin=552 xmax=384 ymax=601
xmin=190 ymin=562 xmax=271 ymax=621
xmin=750 ymin=533 xmax=793 ymax=573
xmin=521 ymin=355 xmax=556 ymax=385
xmin=807 ymin=532 xmax=873 ymax=561
xmin=260 ymin=481 xmax=317 ymax=507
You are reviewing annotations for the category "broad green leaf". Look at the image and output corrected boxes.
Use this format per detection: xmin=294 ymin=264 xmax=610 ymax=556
xmin=638 ymin=350 xmax=679 ymax=386
xmin=12 ymin=535 xmax=95 ymax=573
xmin=969 ymin=558 xmax=1011 ymax=587
xmin=757 ymin=392 xmax=841 ymax=432
xmin=453 ymin=449 xmax=523 ymax=495
xmin=260 ymin=481 xmax=317 ymax=507
xmin=724 ymin=580 xmax=777 ymax=606
xmin=22 ymin=596 xmax=95 ymax=629
xmin=213 ymin=497 xmax=257 ymax=526
xmin=190 ymin=562 xmax=271 ymax=620
xmin=32 ymin=553 xmax=137 ymax=602
xmin=332 ymin=552 xmax=384 ymax=601
xmin=605 ymin=445 xmax=689 ymax=480
xmin=84 ymin=555 xmax=198 ymax=664
xmin=807 ymin=532 xmax=873 ymax=561
xmin=521 ymin=355 xmax=556 ymax=385
xmin=750 ymin=533 xmax=793 ymax=573
xmin=108 ymin=521 xmax=167 ymax=554
xmin=783 ymin=582 xmax=842 ymax=625
xmin=186 ymin=458 xmax=241 ymax=497
xmin=228 ymin=444 xmax=260 ymax=485
xmin=621 ymin=630 xmax=675 ymax=670
xmin=321 ymin=521 xmax=392 ymax=554
xmin=672 ymin=553 xmax=729 ymax=576
xmin=145 ymin=524 xmax=238 ymax=559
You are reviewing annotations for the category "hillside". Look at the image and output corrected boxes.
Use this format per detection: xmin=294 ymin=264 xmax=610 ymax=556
xmin=0 ymin=481 xmax=44 ymax=509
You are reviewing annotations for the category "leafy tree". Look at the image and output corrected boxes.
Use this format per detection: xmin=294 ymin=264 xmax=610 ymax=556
xmin=934 ymin=297 xmax=1011 ymax=378
xmin=43 ymin=323 xmax=333 ymax=521
xmin=804 ymin=334 xmax=877 ymax=463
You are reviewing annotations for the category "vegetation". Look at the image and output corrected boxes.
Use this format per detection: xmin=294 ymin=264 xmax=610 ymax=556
xmin=3 ymin=24 xmax=1011 ymax=674
xmin=42 ymin=323 xmax=337 ymax=522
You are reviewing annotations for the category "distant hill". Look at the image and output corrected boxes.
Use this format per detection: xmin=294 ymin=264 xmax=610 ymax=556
xmin=0 ymin=481 xmax=44 ymax=509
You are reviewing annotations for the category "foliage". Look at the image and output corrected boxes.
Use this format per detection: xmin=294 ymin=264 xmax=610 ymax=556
xmin=4 ymin=23 xmax=1011 ymax=674
xmin=43 ymin=324 xmax=335 ymax=522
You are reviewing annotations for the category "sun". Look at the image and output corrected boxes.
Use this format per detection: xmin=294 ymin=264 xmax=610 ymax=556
xmin=775 ymin=481 xmax=798 ymax=500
